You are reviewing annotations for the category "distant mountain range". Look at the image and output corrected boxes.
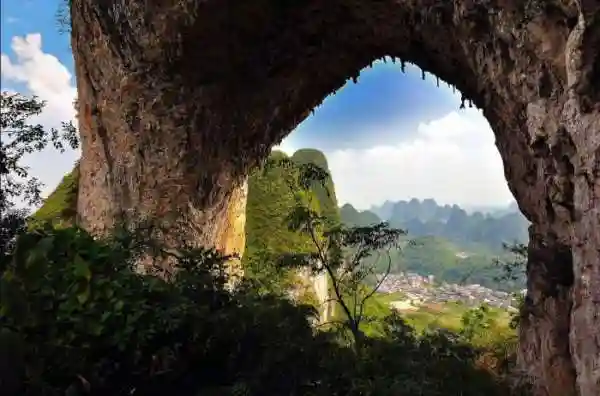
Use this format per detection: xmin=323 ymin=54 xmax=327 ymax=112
xmin=359 ymin=199 xmax=529 ymax=252
xmin=369 ymin=200 xmax=521 ymax=221
xmin=341 ymin=200 xmax=528 ymax=291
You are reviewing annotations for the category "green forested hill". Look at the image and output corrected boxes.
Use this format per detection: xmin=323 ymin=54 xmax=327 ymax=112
xmin=291 ymin=148 xmax=340 ymax=228
xmin=242 ymin=150 xmax=316 ymax=289
xmin=242 ymin=149 xmax=340 ymax=292
xmin=339 ymin=203 xmax=381 ymax=227
xmin=29 ymin=163 xmax=79 ymax=228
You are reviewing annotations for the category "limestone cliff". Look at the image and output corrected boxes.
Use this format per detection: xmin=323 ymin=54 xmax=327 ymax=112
xmin=31 ymin=165 xmax=246 ymax=280
xmin=218 ymin=178 xmax=248 ymax=283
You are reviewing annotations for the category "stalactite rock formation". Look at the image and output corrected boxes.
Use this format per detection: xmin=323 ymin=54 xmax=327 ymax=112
xmin=69 ymin=1 xmax=599 ymax=394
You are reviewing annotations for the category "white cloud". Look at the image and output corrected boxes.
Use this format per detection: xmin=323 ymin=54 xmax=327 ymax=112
xmin=1 ymin=33 xmax=80 ymax=200
xmin=278 ymin=109 xmax=514 ymax=210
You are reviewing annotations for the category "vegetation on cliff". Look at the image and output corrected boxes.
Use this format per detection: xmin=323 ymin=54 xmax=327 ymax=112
xmin=242 ymin=150 xmax=318 ymax=292
xmin=28 ymin=163 xmax=79 ymax=228
xmin=242 ymin=149 xmax=340 ymax=297
xmin=291 ymin=149 xmax=340 ymax=228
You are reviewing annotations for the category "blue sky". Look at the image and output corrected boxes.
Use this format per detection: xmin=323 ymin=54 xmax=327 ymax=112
xmin=1 ymin=0 xmax=515 ymax=210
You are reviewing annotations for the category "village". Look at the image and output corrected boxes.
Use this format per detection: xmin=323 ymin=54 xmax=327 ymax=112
xmin=377 ymin=272 xmax=520 ymax=312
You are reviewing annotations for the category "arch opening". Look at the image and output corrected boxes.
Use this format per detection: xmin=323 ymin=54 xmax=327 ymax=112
xmin=257 ymin=60 xmax=530 ymax=324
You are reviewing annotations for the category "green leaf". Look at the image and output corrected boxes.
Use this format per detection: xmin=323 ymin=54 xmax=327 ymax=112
xmin=101 ymin=311 xmax=111 ymax=322
xmin=36 ymin=235 xmax=55 ymax=255
xmin=114 ymin=300 xmax=124 ymax=311
xmin=77 ymin=285 xmax=90 ymax=305
xmin=91 ymin=323 xmax=104 ymax=336
xmin=73 ymin=255 xmax=91 ymax=281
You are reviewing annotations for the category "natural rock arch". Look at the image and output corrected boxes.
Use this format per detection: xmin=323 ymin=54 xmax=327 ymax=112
xmin=69 ymin=1 xmax=599 ymax=395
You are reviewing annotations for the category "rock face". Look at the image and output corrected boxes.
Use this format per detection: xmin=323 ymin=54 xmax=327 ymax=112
xmin=69 ymin=1 xmax=599 ymax=395
xmin=218 ymin=178 xmax=248 ymax=284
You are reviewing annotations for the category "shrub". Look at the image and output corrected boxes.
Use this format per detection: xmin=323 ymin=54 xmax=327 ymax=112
xmin=0 ymin=225 xmax=331 ymax=396
xmin=0 ymin=223 xmax=530 ymax=396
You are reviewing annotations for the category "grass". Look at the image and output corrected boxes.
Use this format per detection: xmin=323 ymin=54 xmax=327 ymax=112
xmin=344 ymin=291 xmax=513 ymax=340
xmin=29 ymin=164 xmax=79 ymax=228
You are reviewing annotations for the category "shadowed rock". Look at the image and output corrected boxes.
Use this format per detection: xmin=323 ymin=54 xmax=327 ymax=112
xmin=69 ymin=1 xmax=599 ymax=395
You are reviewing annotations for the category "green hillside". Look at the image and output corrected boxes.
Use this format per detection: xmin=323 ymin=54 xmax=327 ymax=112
xmin=290 ymin=148 xmax=340 ymax=228
xmin=29 ymin=162 xmax=79 ymax=228
xmin=243 ymin=149 xmax=340 ymax=295
xmin=378 ymin=235 xmax=520 ymax=291
xmin=339 ymin=203 xmax=381 ymax=227
xmin=242 ymin=150 xmax=318 ymax=292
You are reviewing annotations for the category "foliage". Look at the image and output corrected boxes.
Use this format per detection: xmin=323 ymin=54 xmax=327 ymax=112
xmin=320 ymin=313 xmax=523 ymax=396
xmin=28 ymin=163 xmax=80 ymax=229
xmin=0 ymin=222 xmax=530 ymax=396
xmin=459 ymin=304 xmax=497 ymax=343
xmin=273 ymin=157 xmax=406 ymax=348
xmin=494 ymin=242 xmax=528 ymax=285
xmin=0 ymin=91 xmax=78 ymax=208
xmin=0 ymin=208 xmax=27 ymax=263
xmin=0 ymin=91 xmax=78 ymax=257
xmin=242 ymin=150 xmax=319 ymax=294
xmin=493 ymin=242 xmax=528 ymax=329
xmin=0 ymin=224 xmax=337 ymax=396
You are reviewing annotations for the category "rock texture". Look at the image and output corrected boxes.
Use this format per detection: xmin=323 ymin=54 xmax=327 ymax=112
xmin=70 ymin=1 xmax=599 ymax=395
xmin=218 ymin=178 xmax=248 ymax=284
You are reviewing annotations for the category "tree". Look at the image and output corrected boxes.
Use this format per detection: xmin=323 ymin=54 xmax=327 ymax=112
xmin=0 ymin=91 xmax=78 ymax=254
xmin=268 ymin=157 xmax=405 ymax=350
xmin=459 ymin=304 xmax=495 ymax=343
xmin=493 ymin=242 xmax=528 ymax=330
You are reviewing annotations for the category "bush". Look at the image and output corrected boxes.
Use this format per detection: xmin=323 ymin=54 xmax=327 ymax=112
xmin=0 ymin=225 xmax=333 ymax=395
xmin=0 ymin=224 xmax=529 ymax=396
